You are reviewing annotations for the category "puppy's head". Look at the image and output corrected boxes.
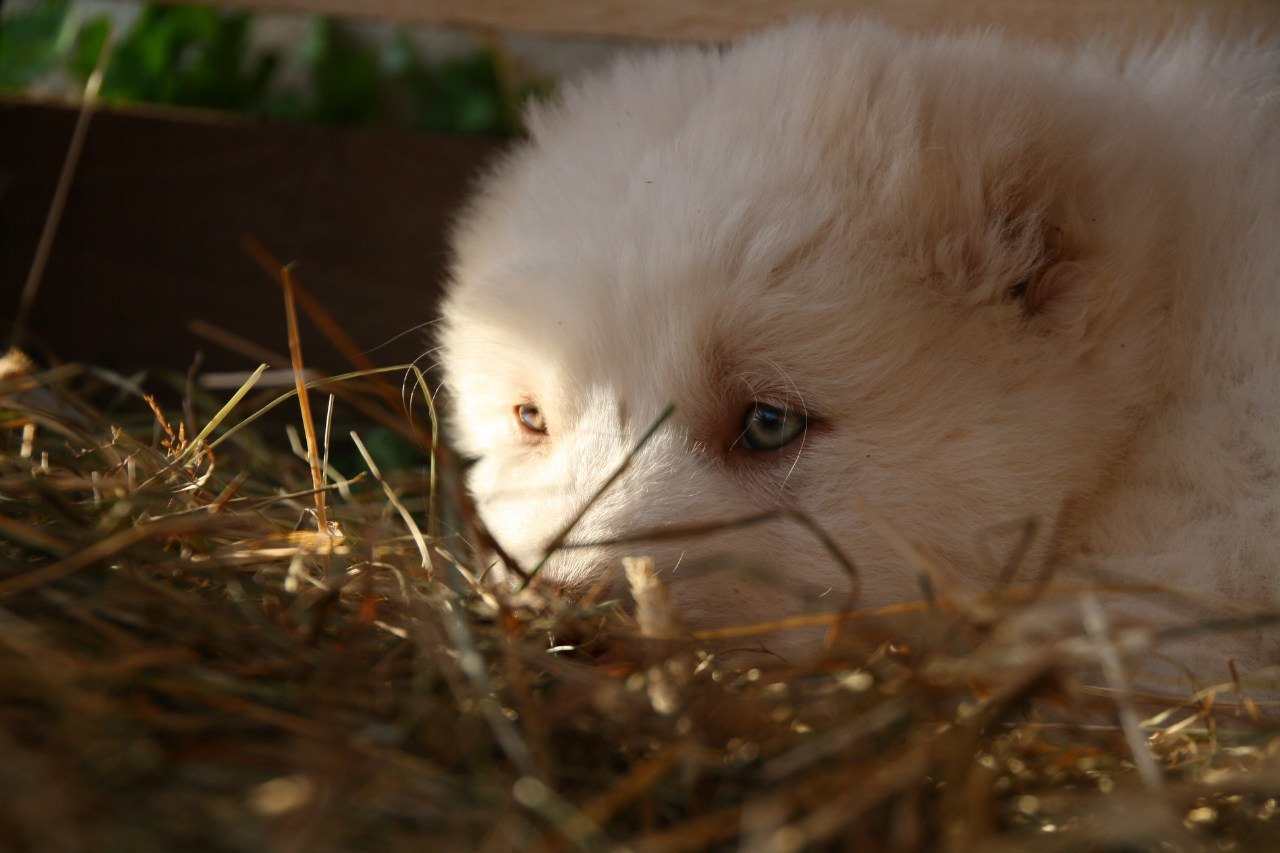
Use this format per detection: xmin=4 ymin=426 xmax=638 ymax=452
xmin=438 ymin=21 xmax=1181 ymax=650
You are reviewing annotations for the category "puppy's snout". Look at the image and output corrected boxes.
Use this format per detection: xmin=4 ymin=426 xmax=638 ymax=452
xmin=529 ymin=554 xmax=622 ymax=604
xmin=530 ymin=538 xmax=682 ymax=602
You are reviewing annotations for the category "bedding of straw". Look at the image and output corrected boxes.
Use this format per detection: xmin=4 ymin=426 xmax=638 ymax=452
xmin=2 ymin=305 xmax=1280 ymax=853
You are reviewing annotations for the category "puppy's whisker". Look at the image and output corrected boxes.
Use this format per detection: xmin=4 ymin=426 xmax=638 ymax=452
xmin=364 ymin=321 xmax=442 ymax=358
xmin=401 ymin=354 xmax=429 ymax=413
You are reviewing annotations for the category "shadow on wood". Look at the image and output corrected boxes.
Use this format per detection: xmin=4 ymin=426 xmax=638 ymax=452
xmin=0 ymin=101 xmax=507 ymax=375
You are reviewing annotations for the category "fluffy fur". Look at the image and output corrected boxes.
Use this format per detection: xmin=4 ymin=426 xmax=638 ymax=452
xmin=438 ymin=19 xmax=1280 ymax=693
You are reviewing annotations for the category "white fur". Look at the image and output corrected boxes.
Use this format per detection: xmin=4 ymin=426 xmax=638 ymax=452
xmin=439 ymin=19 xmax=1280 ymax=692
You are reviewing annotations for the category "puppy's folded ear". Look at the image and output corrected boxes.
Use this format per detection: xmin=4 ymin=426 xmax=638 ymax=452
xmin=997 ymin=216 xmax=1090 ymax=332
xmin=1017 ymin=252 xmax=1089 ymax=331
xmin=917 ymin=144 xmax=1097 ymax=336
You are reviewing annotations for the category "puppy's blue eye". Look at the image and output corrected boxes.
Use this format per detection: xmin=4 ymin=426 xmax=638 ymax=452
xmin=740 ymin=403 xmax=807 ymax=451
xmin=516 ymin=402 xmax=547 ymax=435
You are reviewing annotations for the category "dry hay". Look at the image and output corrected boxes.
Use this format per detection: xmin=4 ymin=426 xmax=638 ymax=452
xmin=2 ymin=336 xmax=1280 ymax=853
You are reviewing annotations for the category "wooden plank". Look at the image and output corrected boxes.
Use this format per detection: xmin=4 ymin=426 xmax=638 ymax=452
xmin=159 ymin=0 xmax=1280 ymax=42
xmin=0 ymin=101 xmax=505 ymax=374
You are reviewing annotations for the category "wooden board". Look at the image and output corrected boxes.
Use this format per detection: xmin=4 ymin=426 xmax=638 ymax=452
xmin=0 ymin=102 xmax=506 ymax=374
xmin=161 ymin=0 xmax=1280 ymax=42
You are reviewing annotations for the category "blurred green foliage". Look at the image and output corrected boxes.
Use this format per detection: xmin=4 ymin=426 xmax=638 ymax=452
xmin=0 ymin=0 xmax=547 ymax=135
xmin=0 ymin=0 xmax=80 ymax=88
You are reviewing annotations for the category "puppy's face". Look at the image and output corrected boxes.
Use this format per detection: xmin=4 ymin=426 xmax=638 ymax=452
xmin=439 ymin=22 xmax=1178 ymax=649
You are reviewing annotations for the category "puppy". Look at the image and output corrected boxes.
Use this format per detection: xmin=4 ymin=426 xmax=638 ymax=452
xmin=438 ymin=19 xmax=1280 ymax=693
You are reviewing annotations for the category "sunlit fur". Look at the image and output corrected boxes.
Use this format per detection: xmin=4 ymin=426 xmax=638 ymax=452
xmin=438 ymin=19 xmax=1280 ymax=690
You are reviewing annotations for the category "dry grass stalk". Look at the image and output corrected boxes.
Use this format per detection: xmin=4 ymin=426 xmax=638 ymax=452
xmin=9 ymin=27 xmax=111 ymax=353
xmin=281 ymin=265 xmax=337 ymax=587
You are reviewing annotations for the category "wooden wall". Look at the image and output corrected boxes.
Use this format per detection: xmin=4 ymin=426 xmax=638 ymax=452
xmin=1 ymin=102 xmax=504 ymax=374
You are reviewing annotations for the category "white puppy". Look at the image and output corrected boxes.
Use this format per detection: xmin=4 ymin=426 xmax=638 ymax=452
xmin=439 ymin=19 xmax=1280 ymax=691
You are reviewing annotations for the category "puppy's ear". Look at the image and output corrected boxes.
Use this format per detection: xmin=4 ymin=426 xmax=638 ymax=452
xmin=920 ymin=149 xmax=1093 ymax=335
xmin=998 ymin=217 xmax=1090 ymax=332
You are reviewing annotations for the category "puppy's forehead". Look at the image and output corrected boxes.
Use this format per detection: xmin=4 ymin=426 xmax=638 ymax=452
xmin=446 ymin=20 xmax=1076 ymax=402
xmin=454 ymin=25 xmax=998 ymax=324
xmin=463 ymin=194 xmax=852 ymax=399
xmin=457 ymin=83 xmax=891 ymax=361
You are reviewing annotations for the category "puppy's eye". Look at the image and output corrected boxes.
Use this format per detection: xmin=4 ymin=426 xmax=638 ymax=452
xmin=515 ymin=402 xmax=547 ymax=435
xmin=740 ymin=403 xmax=807 ymax=451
